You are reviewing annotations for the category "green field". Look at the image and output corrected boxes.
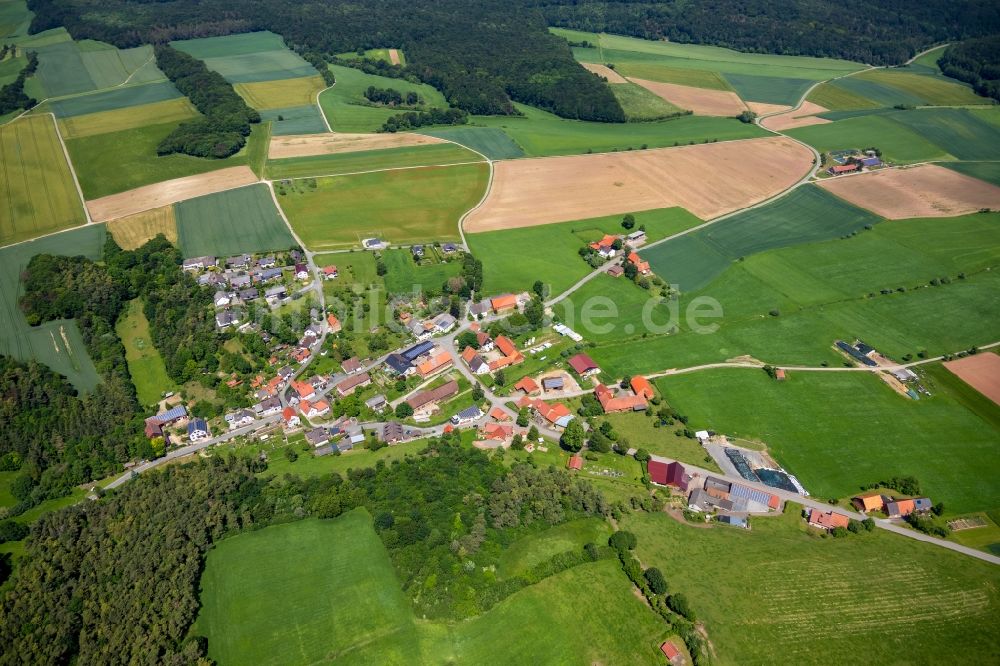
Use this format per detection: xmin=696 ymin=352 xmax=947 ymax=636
xmin=260 ymin=104 xmax=327 ymax=135
xmin=888 ymin=107 xmax=1000 ymax=161
xmin=471 ymin=103 xmax=767 ymax=157
xmin=659 ymin=368 xmax=1000 ymax=515
xmin=30 ymin=39 xmax=163 ymax=97
xmin=941 ymin=161 xmax=1000 ymax=186
xmin=0 ymin=0 xmax=31 ymax=38
xmin=58 ymin=98 xmax=198 ymax=139
xmin=195 ymin=510 xmax=669 ymax=665
xmin=1 ymin=115 xmax=86 ymax=246
xmin=641 ymin=185 xmax=880 ymax=293
xmin=610 ymin=81 xmax=684 ymax=120
xmin=723 ymin=73 xmax=813 ymax=106
xmin=0 ymin=225 xmax=105 ymax=391
xmin=806 ymin=80 xmax=882 ymax=111
xmin=468 ymin=207 xmax=703 ymax=295
xmin=279 ymin=163 xmax=488 ymax=250
xmin=266 ymin=143 xmax=482 ymax=180
xmin=381 ymin=248 xmax=462 ymax=294
xmin=418 ymin=127 xmax=525 ymax=160
xmin=175 ymin=184 xmax=294 ymax=257
xmin=115 ymin=298 xmax=177 ymax=406
xmin=0 ymin=52 xmax=26 ymax=86
xmin=612 ymin=63 xmax=732 ymax=91
xmin=584 ymin=211 xmax=1000 ymax=376
xmin=235 ymin=75 xmax=324 ymax=110
xmin=67 ymin=121 xmax=265 ymax=199
xmin=172 ymin=31 xmax=315 ymax=83
xmin=318 ymin=64 xmax=449 ymax=133
xmin=624 ymin=507 xmax=1000 ymax=665
xmin=848 ymin=69 xmax=985 ymax=106
xmin=602 ymin=411 xmax=720 ymax=471
xmin=49 ymin=80 xmax=182 ymax=118
xmin=497 ymin=517 xmax=612 ymax=579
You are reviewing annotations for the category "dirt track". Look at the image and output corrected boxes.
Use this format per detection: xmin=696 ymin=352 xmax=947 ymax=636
xmin=388 ymin=49 xmax=401 ymax=65
xmin=87 ymin=167 xmax=259 ymax=222
xmin=630 ymin=79 xmax=747 ymax=116
xmin=944 ymin=353 xmax=1000 ymax=406
xmin=582 ymin=63 xmax=628 ymax=84
xmin=760 ymin=101 xmax=831 ymax=131
xmin=817 ymin=164 xmax=1000 ymax=219
xmin=747 ymin=102 xmax=792 ymax=117
xmin=465 ymin=136 xmax=814 ymax=232
xmin=268 ymin=132 xmax=447 ymax=159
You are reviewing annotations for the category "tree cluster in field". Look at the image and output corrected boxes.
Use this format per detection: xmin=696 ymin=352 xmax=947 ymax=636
xmin=939 ymin=36 xmax=1000 ymax=103
xmin=27 ymin=0 xmax=624 ymax=121
xmin=364 ymin=85 xmax=421 ymax=107
xmin=540 ymin=0 xmax=1000 ymax=66
xmin=0 ymin=51 xmax=38 ymax=115
xmin=862 ymin=475 xmax=921 ymax=497
xmin=153 ymin=45 xmax=260 ymax=158
xmin=380 ymin=107 xmax=467 ymax=132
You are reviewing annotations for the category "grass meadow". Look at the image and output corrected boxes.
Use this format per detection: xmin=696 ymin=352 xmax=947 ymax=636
xmin=613 ymin=63 xmax=732 ymax=90
xmin=265 ymin=143 xmax=482 ymax=180
xmin=624 ymin=506 xmax=1000 ymax=665
xmin=468 ymin=207 xmax=703 ymax=295
xmin=472 ymin=103 xmax=766 ymax=157
xmin=278 ymin=163 xmax=488 ymax=250
xmin=195 ymin=510 xmax=669 ymax=665
xmin=496 ymin=517 xmax=612 ymax=579
xmin=1 ymin=115 xmax=86 ymax=246
xmin=381 ymin=248 xmax=462 ymax=295
xmin=319 ymin=64 xmax=449 ymax=133
xmin=611 ymin=81 xmax=684 ymax=120
xmin=234 ymin=75 xmax=325 ymax=110
xmin=175 ymin=184 xmax=294 ymax=257
xmin=115 ymin=298 xmax=177 ymax=406
xmin=848 ymin=69 xmax=985 ymax=106
xmin=67 ymin=121 xmax=265 ymax=199
xmin=106 ymin=205 xmax=177 ymax=249
xmin=583 ymin=211 xmax=1000 ymax=376
xmin=657 ymin=368 xmax=1000 ymax=514
xmin=260 ymin=104 xmax=327 ymax=135
xmin=58 ymin=98 xmax=198 ymax=139
xmin=48 ymin=81 xmax=182 ymax=118
xmin=0 ymin=225 xmax=105 ymax=391
xmin=418 ymin=127 xmax=525 ymax=160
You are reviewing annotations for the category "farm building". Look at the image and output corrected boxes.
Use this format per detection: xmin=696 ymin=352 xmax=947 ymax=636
xmin=515 ymin=377 xmax=540 ymax=394
xmin=542 ymin=376 xmax=564 ymax=391
xmin=729 ymin=483 xmax=781 ymax=511
xmin=567 ymin=455 xmax=584 ymax=470
xmin=853 ymin=492 xmax=886 ymax=513
xmin=885 ymin=498 xmax=931 ymax=518
xmin=647 ymin=458 xmax=691 ymax=490
xmin=828 ymin=163 xmax=861 ymax=176
xmin=335 ymin=372 xmax=371 ymax=396
xmin=627 ymin=251 xmax=651 ymax=275
xmin=568 ymin=353 xmax=600 ymax=377
xmin=589 ymin=234 xmax=618 ymax=259
xmin=660 ymin=640 xmax=681 ymax=664
xmin=630 ymin=375 xmax=655 ymax=399
xmin=607 ymin=264 xmax=624 ymax=278
xmin=627 ymin=229 xmax=647 ymax=244
xmin=807 ymin=509 xmax=850 ymax=531
xmin=408 ymin=380 xmax=460 ymax=412
xmin=144 ymin=405 xmax=188 ymax=438
xmin=417 ymin=352 xmax=453 ymax=377
xmin=595 ymin=383 xmax=647 ymax=413
xmin=490 ymin=294 xmax=518 ymax=313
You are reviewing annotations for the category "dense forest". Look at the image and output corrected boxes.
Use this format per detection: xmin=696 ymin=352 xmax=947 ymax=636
xmin=0 ymin=440 xmax=616 ymax=662
xmin=0 ymin=51 xmax=38 ymax=115
xmin=537 ymin=0 xmax=1000 ymax=65
xmin=2 ymin=236 xmax=223 ymax=507
xmin=940 ymin=36 xmax=1000 ymax=102
xmin=154 ymin=45 xmax=260 ymax=158
xmin=25 ymin=0 xmax=625 ymax=121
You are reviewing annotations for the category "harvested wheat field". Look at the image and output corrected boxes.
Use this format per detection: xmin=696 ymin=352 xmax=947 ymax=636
xmin=944 ymin=353 xmax=1000 ymax=406
xmin=268 ymin=132 xmax=447 ymax=159
xmin=747 ymin=102 xmax=792 ymax=117
xmin=582 ymin=63 xmax=628 ymax=84
xmin=107 ymin=205 xmax=177 ymax=249
xmin=388 ymin=49 xmax=401 ymax=65
xmin=818 ymin=164 xmax=1000 ymax=219
xmin=465 ymin=136 xmax=813 ymax=232
xmin=760 ymin=101 xmax=831 ymax=131
xmin=630 ymin=79 xmax=747 ymax=116
xmin=87 ymin=166 xmax=259 ymax=222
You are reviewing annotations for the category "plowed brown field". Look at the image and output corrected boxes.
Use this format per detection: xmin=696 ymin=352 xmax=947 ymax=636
xmin=582 ymin=63 xmax=628 ymax=84
xmin=630 ymin=79 xmax=747 ymax=116
xmin=268 ymin=132 xmax=447 ymax=159
xmin=464 ymin=136 xmax=814 ymax=232
xmin=760 ymin=101 xmax=831 ymax=131
xmin=818 ymin=164 xmax=1000 ymax=219
xmin=944 ymin=353 xmax=1000 ymax=406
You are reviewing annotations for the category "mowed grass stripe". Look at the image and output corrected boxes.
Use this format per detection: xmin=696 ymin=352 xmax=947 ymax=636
xmin=0 ymin=116 xmax=86 ymax=246
xmin=175 ymin=184 xmax=294 ymax=257
xmin=265 ymin=143 xmax=483 ymax=180
xmin=279 ymin=163 xmax=489 ymax=250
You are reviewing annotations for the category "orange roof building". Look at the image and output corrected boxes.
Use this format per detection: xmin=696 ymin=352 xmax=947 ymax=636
xmin=595 ymin=383 xmax=647 ymax=413
xmin=532 ymin=399 xmax=573 ymax=426
xmin=491 ymin=294 xmax=518 ymax=313
xmin=886 ymin=498 xmax=916 ymax=518
xmin=853 ymin=492 xmax=885 ymax=513
xmin=808 ymin=509 xmax=851 ymax=530
xmin=515 ymin=376 xmax=539 ymax=394
xmin=660 ymin=641 xmax=680 ymax=662
xmin=327 ymin=314 xmax=342 ymax=333
xmin=627 ymin=251 xmax=651 ymax=275
xmin=292 ymin=380 xmax=316 ymax=400
xmin=490 ymin=406 xmax=511 ymax=421
xmin=495 ymin=335 xmax=517 ymax=357
xmin=567 ymin=455 xmax=584 ymax=470
xmin=630 ymin=375 xmax=654 ymax=400
xmin=480 ymin=423 xmax=513 ymax=441
xmin=417 ymin=351 xmax=453 ymax=377
xmin=461 ymin=346 xmax=478 ymax=363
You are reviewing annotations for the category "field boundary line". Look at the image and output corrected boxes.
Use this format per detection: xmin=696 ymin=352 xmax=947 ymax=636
xmin=439 ymin=136 xmax=495 ymax=252
xmin=315 ymin=80 xmax=334 ymax=132
xmin=277 ymin=159 xmax=487 ymax=182
xmin=90 ymin=175 xmax=261 ymax=224
xmin=45 ymin=112 xmax=92 ymax=224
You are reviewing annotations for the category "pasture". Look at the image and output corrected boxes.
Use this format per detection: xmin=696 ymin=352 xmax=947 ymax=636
xmin=48 ymin=81 xmax=183 ymax=118
xmin=585 ymin=211 xmax=1000 ymax=377
xmin=381 ymin=249 xmax=462 ymax=295
xmin=260 ymin=105 xmax=327 ymax=136
xmin=235 ymin=75 xmax=325 ymax=110
xmin=418 ymin=127 xmax=525 ymax=159
xmin=610 ymin=81 xmax=684 ymax=120
xmin=171 ymin=32 xmax=315 ymax=83
xmin=318 ymin=64 xmax=449 ymax=133
xmin=656 ymin=369 xmax=1000 ymax=515
xmin=278 ymin=163 xmax=488 ymax=250
xmin=472 ymin=103 xmax=766 ymax=157
xmin=624 ymin=507 xmax=1000 ymax=665
xmin=0 ymin=225 xmax=105 ymax=391
xmin=266 ymin=143 xmax=482 ymax=180
xmin=115 ymin=298 xmax=177 ymax=406
xmin=58 ymin=98 xmax=197 ymax=139
xmin=195 ymin=511 xmax=668 ymax=665
xmin=0 ymin=115 xmax=86 ymax=246
xmin=67 ymin=122 xmax=265 ymax=199
xmin=175 ymin=184 xmax=294 ymax=257
xmin=106 ymin=206 xmax=177 ymax=250
xmin=468 ymin=207 xmax=702 ymax=295
xmin=496 ymin=518 xmax=612 ymax=579
xmin=806 ymin=81 xmax=881 ymax=111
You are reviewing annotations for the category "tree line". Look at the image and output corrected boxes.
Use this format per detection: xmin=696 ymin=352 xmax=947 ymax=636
xmin=364 ymin=85 xmax=421 ymax=106
xmin=537 ymin=0 xmax=1000 ymax=66
xmin=380 ymin=107 xmax=467 ymax=132
xmin=26 ymin=0 xmax=625 ymax=121
xmin=939 ymin=36 xmax=1000 ymax=103
xmin=153 ymin=45 xmax=260 ymax=158
xmin=0 ymin=51 xmax=37 ymax=115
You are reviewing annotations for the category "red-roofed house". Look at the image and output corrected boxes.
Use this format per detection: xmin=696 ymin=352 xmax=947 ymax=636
xmin=292 ymin=380 xmax=316 ymax=401
xmin=480 ymin=423 xmax=513 ymax=441
xmin=282 ymin=406 xmax=300 ymax=429
xmin=775 ymin=368 xmax=786 ymax=381
xmin=327 ymin=314 xmax=342 ymax=333
xmin=532 ymin=399 xmax=573 ymax=428
xmin=886 ymin=498 xmax=916 ymax=518
xmin=627 ymin=251 xmax=651 ymax=275
xmin=807 ymin=509 xmax=851 ymax=531
xmin=516 ymin=395 xmax=534 ymax=409
xmin=417 ymin=351 xmax=453 ymax=377
xmin=461 ymin=346 xmax=478 ymax=363
xmin=630 ymin=375 xmax=655 ymax=400
xmin=595 ymin=383 xmax=647 ymax=413
xmin=476 ymin=331 xmax=494 ymax=351
xmin=853 ymin=492 xmax=886 ymax=513
xmin=490 ymin=406 xmax=511 ymax=421
xmin=567 ymin=455 xmax=584 ymax=470
xmin=299 ymin=399 xmax=330 ymax=419
xmin=322 ymin=265 xmax=339 ymax=280
xmin=828 ymin=163 xmax=861 ymax=175
xmin=491 ymin=294 xmax=518 ymax=313
xmin=489 ymin=352 xmax=523 ymax=371
xmin=495 ymin=335 xmax=517 ymax=357
xmin=568 ymin=353 xmax=600 ymax=377
xmin=589 ymin=234 xmax=618 ymax=258
xmin=647 ymin=459 xmax=690 ymax=490
xmin=515 ymin=376 xmax=540 ymax=394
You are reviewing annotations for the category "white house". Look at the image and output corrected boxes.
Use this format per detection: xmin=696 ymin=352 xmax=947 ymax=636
xmin=214 ymin=291 xmax=232 ymax=307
